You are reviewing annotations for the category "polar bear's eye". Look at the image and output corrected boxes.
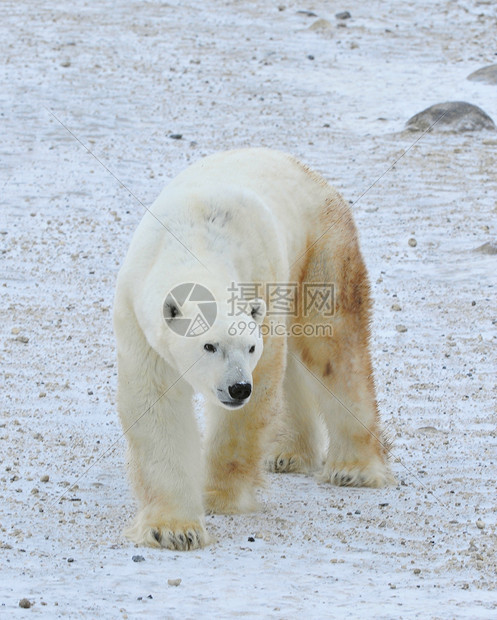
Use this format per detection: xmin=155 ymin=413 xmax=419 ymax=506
xmin=204 ymin=343 xmax=217 ymax=353
xmin=163 ymin=302 xmax=179 ymax=320
xmin=249 ymin=345 xmax=256 ymax=354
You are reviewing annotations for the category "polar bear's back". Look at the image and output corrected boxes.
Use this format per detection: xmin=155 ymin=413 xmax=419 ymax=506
xmin=169 ymin=148 xmax=334 ymax=222
xmin=120 ymin=149 xmax=354 ymax=303
xmin=163 ymin=148 xmax=350 ymax=257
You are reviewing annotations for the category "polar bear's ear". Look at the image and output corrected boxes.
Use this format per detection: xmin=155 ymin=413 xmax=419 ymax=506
xmin=247 ymin=298 xmax=266 ymax=325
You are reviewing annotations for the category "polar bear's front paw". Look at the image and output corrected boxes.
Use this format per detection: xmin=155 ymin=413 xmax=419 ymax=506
xmin=125 ymin=511 xmax=209 ymax=550
xmin=316 ymin=459 xmax=393 ymax=488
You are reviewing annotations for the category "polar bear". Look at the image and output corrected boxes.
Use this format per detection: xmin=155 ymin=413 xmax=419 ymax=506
xmin=113 ymin=148 xmax=391 ymax=550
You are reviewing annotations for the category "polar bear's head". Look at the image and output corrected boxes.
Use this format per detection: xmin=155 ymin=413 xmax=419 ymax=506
xmin=163 ymin=293 xmax=266 ymax=410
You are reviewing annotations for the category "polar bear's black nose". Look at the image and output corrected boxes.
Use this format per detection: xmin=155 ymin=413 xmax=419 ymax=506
xmin=228 ymin=382 xmax=252 ymax=401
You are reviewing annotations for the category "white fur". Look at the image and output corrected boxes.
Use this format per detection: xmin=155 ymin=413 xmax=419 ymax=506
xmin=114 ymin=148 xmax=389 ymax=549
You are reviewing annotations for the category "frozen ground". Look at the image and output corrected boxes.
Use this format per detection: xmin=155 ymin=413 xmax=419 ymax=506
xmin=1 ymin=0 xmax=496 ymax=617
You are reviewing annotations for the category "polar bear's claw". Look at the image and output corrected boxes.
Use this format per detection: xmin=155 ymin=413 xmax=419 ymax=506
xmin=334 ymin=472 xmax=353 ymax=486
xmin=149 ymin=527 xmax=205 ymax=550
xmin=274 ymin=455 xmax=296 ymax=472
xmin=265 ymin=453 xmax=313 ymax=474
xmin=316 ymin=459 xmax=392 ymax=488
xmin=152 ymin=528 xmax=161 ymax=543
xmin=126 ymin=517 xmax=209 ymax=550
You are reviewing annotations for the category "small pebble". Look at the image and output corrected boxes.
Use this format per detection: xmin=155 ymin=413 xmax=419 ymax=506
xmin=391 ymin=303 xmax=402 ymax=311
xmin=413 ymin=568 xmax=421 ymax=574
xmin=408 ymin=238 xmax=417 ymax=247
xmin=169 ymin=134 xmax=183 ymax=140
xmin=168 ymin=578 xmax=181 ymax=587
xmin=132 ymin=555 xmax=145 ymax=562
xmin=396 ymin=324 xmax=408 ymax=333
xmin=336 ymin=11 xmax=351 ymax=19
xmin=248 ymin=536 xmax=255 ymax=542
xmin=15 ymin=335 xmax=29 ymax=343
xmin=476 ymin=520 xmax=485 ymax=530
xmin=19 ymin=598 xmax=32 ymax=608
xmin=67 ymin=557 xmax=74 ymax=563
xmin=40 ymin=475 xmax=49 ymax=482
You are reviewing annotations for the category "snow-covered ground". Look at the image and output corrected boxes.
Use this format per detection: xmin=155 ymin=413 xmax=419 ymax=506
xmin=1 ymin=0 xmax=496 ymax=617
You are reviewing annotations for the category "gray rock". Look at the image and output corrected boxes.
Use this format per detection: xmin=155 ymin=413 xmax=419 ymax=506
xmin=336 ymin=11 xmax=351 ymax=19
xmin=474 ymin=241 xmax=497 ymax=255
xmin=467 ymin=64 xmax=497 ymax=85
xmin=309 ymin=18 xmax=333 ymax=32
xmin=406 ymin=101 xmax=495 ymax=133
xmin=418 ymin=426 xmax=443 ymax=434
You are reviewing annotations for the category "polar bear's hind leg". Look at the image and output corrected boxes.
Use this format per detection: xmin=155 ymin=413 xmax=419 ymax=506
xmin=289 ymin=195 xmax=392 ymax=488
